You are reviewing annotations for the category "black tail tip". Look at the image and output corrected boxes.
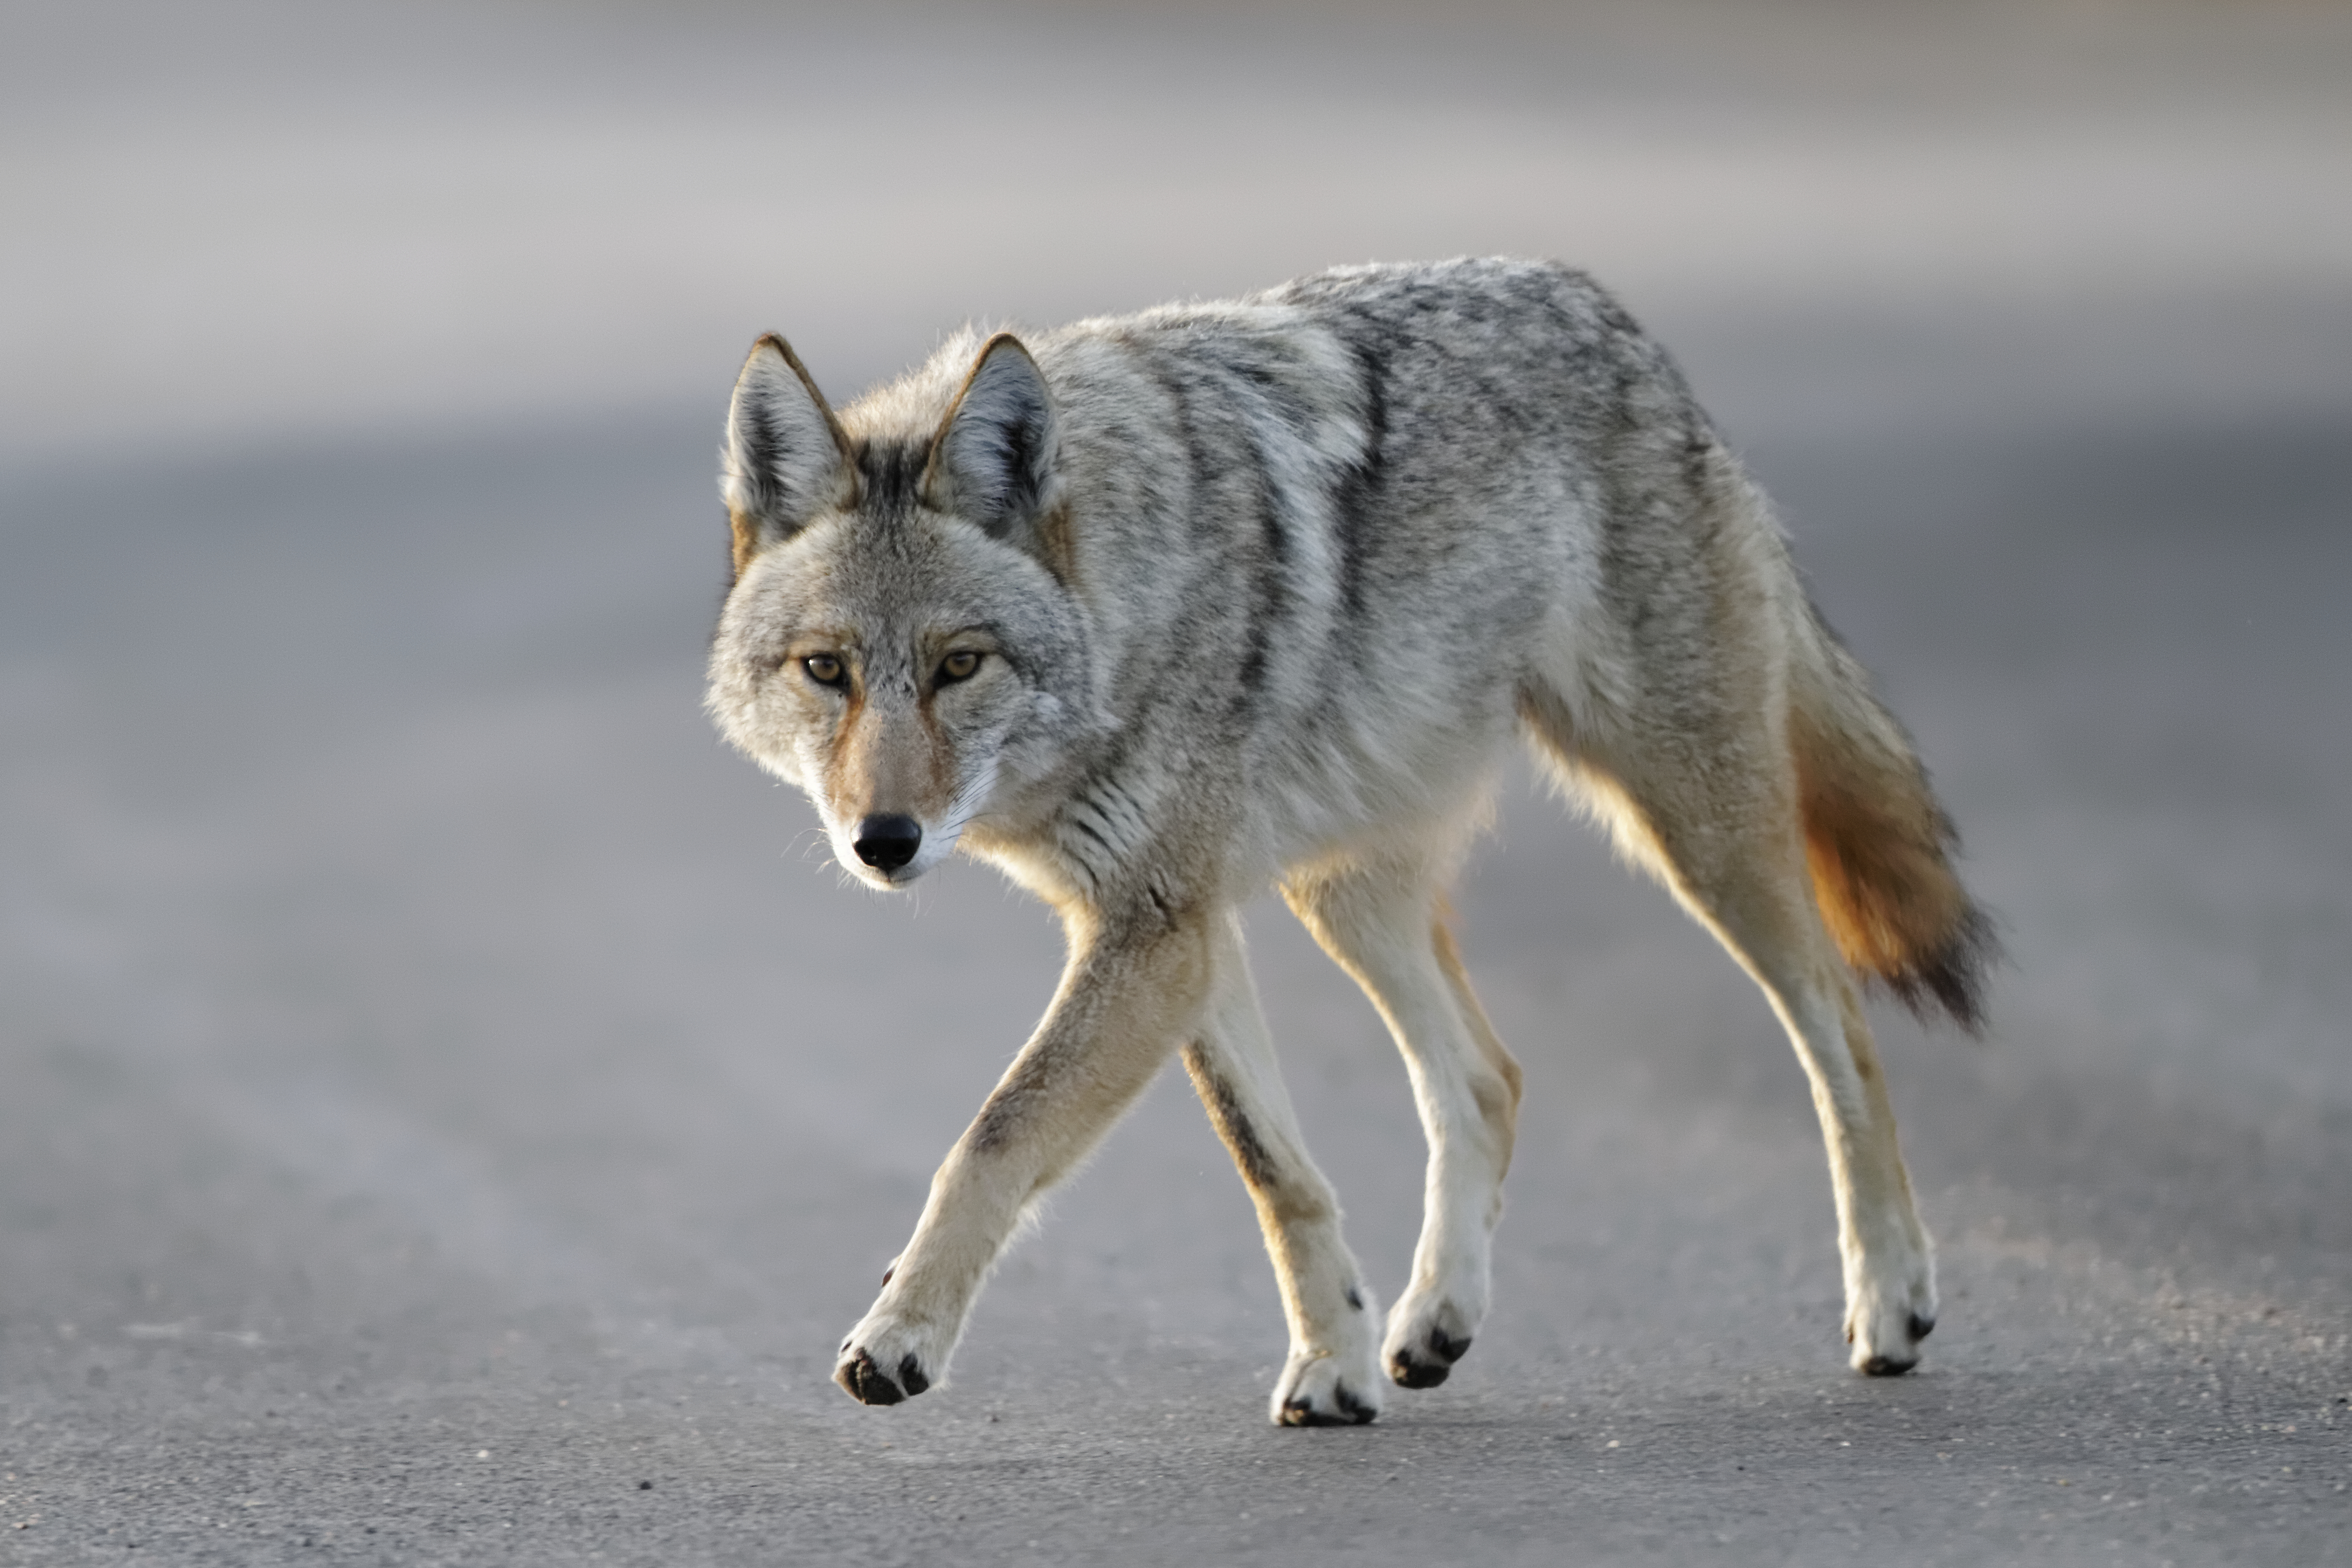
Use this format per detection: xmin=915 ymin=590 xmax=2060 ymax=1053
xmin=1878 ymin=904 xmax=2002 ymax=1034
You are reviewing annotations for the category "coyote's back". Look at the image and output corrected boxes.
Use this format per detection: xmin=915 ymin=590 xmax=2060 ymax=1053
xmin=706 ymin=258 xmax=1991 ymax=1423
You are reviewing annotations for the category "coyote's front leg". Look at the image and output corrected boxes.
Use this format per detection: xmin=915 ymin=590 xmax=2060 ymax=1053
xmin=833 ymin=901 xmax=1214 ymax=1405
xmin=1180 ymin=914 xmax=1383 ymax=1425
xmin=1284 ymin=864 xmax=1522 ymax=1393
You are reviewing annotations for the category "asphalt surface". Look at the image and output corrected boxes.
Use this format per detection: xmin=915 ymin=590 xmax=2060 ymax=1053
xmin=4 ymin=3 xmax=2350 ymax=1563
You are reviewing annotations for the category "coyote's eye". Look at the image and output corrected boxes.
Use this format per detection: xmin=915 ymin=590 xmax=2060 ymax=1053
xmin=938 ymin=651 xmax=982 ymax=684
xmin=802 ymin=653 xmax=847 ymax=688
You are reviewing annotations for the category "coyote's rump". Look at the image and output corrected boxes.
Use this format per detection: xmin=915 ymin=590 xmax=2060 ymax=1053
xmin=705 ymin=258 xmax=1992 ymax=1425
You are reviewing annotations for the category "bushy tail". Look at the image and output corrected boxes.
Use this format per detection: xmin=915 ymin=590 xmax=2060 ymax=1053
xmin=1790 ymin=607 xmax=1998 ymax=1031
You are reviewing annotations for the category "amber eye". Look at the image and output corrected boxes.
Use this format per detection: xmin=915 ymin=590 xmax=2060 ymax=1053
xmin=938 ymin=650 xmax=982 ymax=683
xmin=802 ymin=653 xmax=846 ymax=687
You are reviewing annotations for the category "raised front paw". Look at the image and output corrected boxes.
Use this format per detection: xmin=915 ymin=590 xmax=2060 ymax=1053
xmin=833 ymin=1310 xmax=949 ymax=1407
xmin=1383 ymin=1286 xmax=1479 ymax=1389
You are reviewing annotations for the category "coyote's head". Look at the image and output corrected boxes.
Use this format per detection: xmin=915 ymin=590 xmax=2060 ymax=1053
xmin=706 ymin=331 xmax=1097 ymax=889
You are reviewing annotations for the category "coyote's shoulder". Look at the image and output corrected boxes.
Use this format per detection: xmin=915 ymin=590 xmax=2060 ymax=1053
xmin=706 ymin=258 xmax=1992 ymax=1422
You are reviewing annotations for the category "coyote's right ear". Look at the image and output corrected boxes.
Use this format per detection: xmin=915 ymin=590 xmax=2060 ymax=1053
xmin=721 ymin=335 xmax=853 ymax=578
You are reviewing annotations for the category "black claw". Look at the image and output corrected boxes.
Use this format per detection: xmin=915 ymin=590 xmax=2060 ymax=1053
xmin=1388 ymin=1353 xmax=1451 ymax=1390
xmin=1391 ymin=1322 xmax=1474 ymax=1387
xmin=1335 ymin=1384 xmax=1379 ymax=1425
xmin=1908 ymin=1312 xmax=1936 ymax=1342
xmin=898 ymin=1353 xmax=930 ymax=1396
xmin=834 ymin=1349 xmax=904 ymax=1405
xmin=1373 ymin=1325 xmax=1467 ymax=1382
xmin=1859 ymin=1352 xmax=1919 ymax=1377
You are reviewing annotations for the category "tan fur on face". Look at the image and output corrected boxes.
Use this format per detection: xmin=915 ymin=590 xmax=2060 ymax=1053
xmin=728 ymin=507 xmax=762 ymax=583
xmin=821 ymin=675 xmax=959 ymax=828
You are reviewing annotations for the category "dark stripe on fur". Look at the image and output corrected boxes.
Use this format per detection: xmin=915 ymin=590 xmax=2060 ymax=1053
xmin=855 ymin=436 xmax=930 ymax=518
xmin=1234 ymin=478 xmax=1280 ymax=700
xmin=1139 ymin=357 xmax=1216 ymax=536
xmin=967 ymin=1094 xmax=1018 ymax=1154
xmin=1064 ymin=812 xmax=1115 ymax=859
xmin=1234 ymin=615 xmax=1272 ymax=699
xmin=1181 ymin=1044 xmax=1276 ymax=1189
xmin=1331 ymin=337 xmax=1389 ymax=618
xmin=1231 ymin=357 xmax=1307 ymax=707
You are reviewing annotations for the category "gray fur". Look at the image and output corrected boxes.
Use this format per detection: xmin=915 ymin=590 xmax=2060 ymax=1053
xmin=707 ymin=258 xmax=1988 ymax=1419
xmin=718 ymin=262 xmax=1711 ymax=904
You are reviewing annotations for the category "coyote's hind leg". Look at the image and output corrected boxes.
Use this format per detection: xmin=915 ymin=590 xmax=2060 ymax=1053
xmin=1283 ymin=854 xmax=1523 ymax=1391
xmin=1532 ymin=701 xmax=1937 ymax=1374
xmin=1183 ymin=914 xmax=1383 ymax=1427
xmin=1676 ymin=837 xmax=1936 ymax=1372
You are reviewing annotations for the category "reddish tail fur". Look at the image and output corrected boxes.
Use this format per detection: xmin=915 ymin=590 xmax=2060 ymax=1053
xmin=1791 ymin=610 xmax=1997 ymax=1030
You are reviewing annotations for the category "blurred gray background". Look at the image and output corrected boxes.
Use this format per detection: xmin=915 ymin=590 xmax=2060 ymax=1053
xmin=2 ymin=1 xmax=2348 ymax=1562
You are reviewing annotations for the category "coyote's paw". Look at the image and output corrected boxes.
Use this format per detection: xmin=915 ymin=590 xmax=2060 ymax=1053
xmin=1270 ymin=1279 xmax=1385 ymax=1427
xmin=1845 ymin=1251 xmax=1937 ymax=1376
xmin=1272 ymin=1349 xmax=1383 ymax=1427
xmin=833 ymin=1308 xmax=950 ymax=1407
xmin=1383 ymin=1284 xmax=1479 ymax=1389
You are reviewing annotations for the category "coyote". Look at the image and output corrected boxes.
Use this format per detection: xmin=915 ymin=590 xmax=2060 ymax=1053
xmin=706 ymin=259 xmax=1992 ymax=1425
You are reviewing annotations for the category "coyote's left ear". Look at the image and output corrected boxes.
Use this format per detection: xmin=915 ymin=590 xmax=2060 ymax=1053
xmin=926 ymin=334 xmax=1061 ymax=540
xmin=721 ymin=334 xmax=853 ymax=578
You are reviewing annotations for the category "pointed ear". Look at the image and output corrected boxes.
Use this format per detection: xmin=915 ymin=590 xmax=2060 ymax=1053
xmin=925 ymin=334 xmax=1061 ymax=538
xmin=720 ymin=335 xmax=852 ymax=576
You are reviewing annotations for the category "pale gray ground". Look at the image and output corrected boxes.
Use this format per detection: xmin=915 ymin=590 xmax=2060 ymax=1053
xmin=4 ymin=2 xmax=2350 ymax=1563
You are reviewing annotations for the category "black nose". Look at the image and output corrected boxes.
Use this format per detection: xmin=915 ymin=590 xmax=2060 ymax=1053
xmin=852 ymin=814 xmax=923 ymax=872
